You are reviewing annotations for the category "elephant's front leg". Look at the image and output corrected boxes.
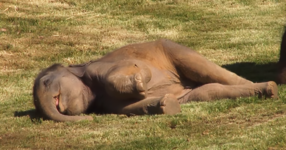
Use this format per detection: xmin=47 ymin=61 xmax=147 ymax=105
xmin=105 ymin=60 xmax=152 ymax=100
xmin=104 ymin=94 xmax=181 ymax=115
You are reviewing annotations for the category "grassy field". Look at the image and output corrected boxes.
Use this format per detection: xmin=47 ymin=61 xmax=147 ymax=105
xmin=0 ymin=0 xmax=286 ymax=149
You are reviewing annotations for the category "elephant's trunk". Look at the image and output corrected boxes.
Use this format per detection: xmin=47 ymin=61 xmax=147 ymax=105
xmin=35 ymin=95 xmax=93 ymax=122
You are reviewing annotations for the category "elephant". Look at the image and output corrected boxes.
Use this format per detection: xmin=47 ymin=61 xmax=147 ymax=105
xmin=33 ymin=39 xmax=278 ymax=122
xmin=277 ymin=28 xmax=286 ymax=84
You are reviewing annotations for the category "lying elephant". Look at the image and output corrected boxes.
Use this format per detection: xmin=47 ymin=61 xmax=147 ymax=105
xmin=277 ymin=29 xmax=286 ymax=84
xmin=33 ymin=39 xmax=278 ymax=122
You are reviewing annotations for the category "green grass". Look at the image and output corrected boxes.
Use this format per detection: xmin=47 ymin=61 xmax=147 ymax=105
xmin=0 ymin=0 xmax=286 ymax=149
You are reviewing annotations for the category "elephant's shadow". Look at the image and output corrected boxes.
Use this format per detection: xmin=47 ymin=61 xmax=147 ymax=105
xmin=14 ymin=62 xmax=278 ymax=122
xmin=14 ymin=109 xmax=43 ymax=123
xmin=222 ymin=62 xmax=277 ymax=82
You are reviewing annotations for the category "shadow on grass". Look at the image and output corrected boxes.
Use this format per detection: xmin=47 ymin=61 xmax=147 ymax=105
xmin=222 ymin=62 xmax=278 ymax=83
xmin=14 ymin=109 xmax=43 ymax=123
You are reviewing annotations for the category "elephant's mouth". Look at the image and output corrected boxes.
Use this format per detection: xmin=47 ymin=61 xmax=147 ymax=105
xmin=54 ymin=95 xmax=67 ymax=114
xmin=54 ymin=95 xmax=60 ymax=110
xmin=55 ymin=96 xmax=59 ymax=106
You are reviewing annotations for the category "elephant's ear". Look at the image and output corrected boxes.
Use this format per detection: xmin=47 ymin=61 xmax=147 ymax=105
xmin=67 ymin=65 xmax=86 ymax=77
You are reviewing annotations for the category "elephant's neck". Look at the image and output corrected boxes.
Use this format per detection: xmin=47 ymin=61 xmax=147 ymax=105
xmin=83 ymin=61 xmax=114 ymax=101
xmin=83 ymin=84 xmax=97 ymax=112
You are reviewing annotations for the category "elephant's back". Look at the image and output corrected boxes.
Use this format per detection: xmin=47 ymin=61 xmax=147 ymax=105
xmin=98 ymin=40 xmax=175 ymax=71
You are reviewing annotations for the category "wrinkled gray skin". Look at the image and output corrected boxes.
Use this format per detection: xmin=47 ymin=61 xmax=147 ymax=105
xmin=33 ymin=39 xmax=278 ymax=122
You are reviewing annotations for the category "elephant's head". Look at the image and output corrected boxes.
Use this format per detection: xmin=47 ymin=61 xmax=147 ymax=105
xmin=33 ymin=64 xmax=94 ymax=122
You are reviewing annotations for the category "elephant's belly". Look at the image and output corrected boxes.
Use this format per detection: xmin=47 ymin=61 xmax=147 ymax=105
xmin=146 ymin=83 xmax=192 ymax=99
xmin=145 ymin=66 xmax=190 ymax=98
xmin=145 ymin=64 xmax=194 ymax=99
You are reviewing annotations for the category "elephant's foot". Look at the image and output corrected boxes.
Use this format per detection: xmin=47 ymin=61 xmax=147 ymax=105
xmin=258 ymin=81 xmax=278 ymax=99
xmin=134 ymin=73 xmax=147 ymax=97
xmin=264 ymin=81 xmax=278 ymax=99
xmin=159 ymin=94 xmax=181 ymax=115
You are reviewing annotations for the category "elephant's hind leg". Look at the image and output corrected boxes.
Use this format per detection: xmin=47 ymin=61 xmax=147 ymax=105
xmin=178 ymin=81 xmax=278 ymax=103
xmin=161 ymin=39 xmax=252 ymax=85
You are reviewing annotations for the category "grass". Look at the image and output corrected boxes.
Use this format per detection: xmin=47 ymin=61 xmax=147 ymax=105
xmin=0 ymin=0 xmax=286 ymax=149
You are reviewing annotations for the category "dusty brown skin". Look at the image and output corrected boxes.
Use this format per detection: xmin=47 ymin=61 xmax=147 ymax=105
xmin=33 ymin=39 xmax=278 ymax=122
xmin=277 ymin=29 xmax=286 ymax=84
